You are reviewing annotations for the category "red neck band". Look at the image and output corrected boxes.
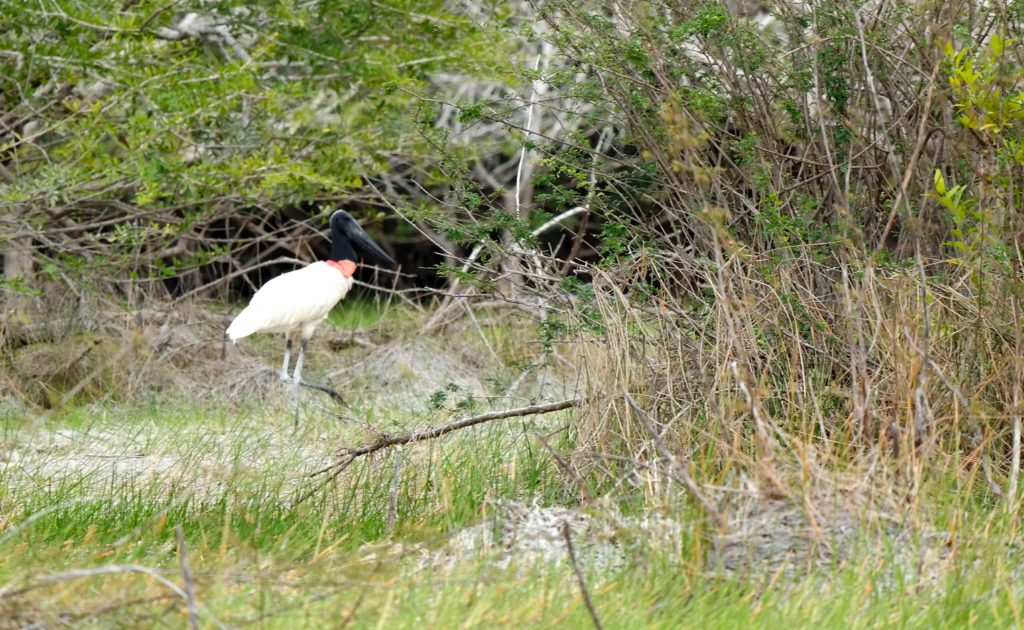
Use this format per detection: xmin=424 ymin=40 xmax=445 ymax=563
xmin=326 ymin=259 xmax=357 ymax=278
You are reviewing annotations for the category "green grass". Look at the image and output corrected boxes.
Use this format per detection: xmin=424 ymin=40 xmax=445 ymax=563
xmin=1 ymin=397 xmax=1022 ymax=627
xmin=325 ymin=297 xmax=399 ymax=330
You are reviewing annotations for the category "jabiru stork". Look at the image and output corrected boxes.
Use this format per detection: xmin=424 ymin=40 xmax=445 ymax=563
xmin=226 ymin=210 xmax=396 ymax=426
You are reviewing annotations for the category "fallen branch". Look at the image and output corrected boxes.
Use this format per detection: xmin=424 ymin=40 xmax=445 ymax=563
xmin=299 ymin=399 xmax=579 ymax=502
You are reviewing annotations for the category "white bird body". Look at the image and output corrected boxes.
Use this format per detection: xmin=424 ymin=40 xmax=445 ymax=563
xmin=225 ymin=210 xmax=396 ymax=427
xmin=226 ymin=261 xmax=354 ymax=342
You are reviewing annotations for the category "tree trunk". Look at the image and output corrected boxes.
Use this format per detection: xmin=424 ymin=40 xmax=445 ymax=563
xmin=3 ymin=239 xmax=33 ymax=282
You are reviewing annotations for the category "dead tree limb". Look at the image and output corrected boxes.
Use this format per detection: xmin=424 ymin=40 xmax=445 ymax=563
xmin=299 ymin=399 xmax=579 ymax=502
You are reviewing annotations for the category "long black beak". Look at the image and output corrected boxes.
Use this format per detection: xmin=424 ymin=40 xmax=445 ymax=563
xmin=345 ymin=223 xmax=397 ymax=268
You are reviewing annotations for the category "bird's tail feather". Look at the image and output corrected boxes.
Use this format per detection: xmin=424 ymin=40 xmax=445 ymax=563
xmin=226 ymin=307 xmax=263 ymax=342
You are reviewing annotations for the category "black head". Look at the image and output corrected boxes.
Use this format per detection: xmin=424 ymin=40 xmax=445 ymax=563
xmin=328 ymin=210 xmax=397 ymax=268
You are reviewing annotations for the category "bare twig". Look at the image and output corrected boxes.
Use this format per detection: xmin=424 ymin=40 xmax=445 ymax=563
xmin=532 ymin=206 xmax=589 ymax=237
xmin=622 ymin=389 xmax=728 ymax=530
xmin=1010 ymin=296 xmax=1022 ymax=507
xmin=152 ymin=13 xmax=252 ymax=63
xmin=515 ymin=53 xmax=544 ymax=221
xmin=1011 ymin=413 xmax=1022 ymax=507
xmin=912 ymin=241 xmax=933 ymax=444
xmin=534 ymin=429 xmax=593 ymax=502
xmin=873 ymin=58 xmax=943 ymax=254
xmin=424 ymin=204 xmax=590 ymax=329
xmin=901 ymin=328 xmax=1005 ymax=498
xmin=561 ymin=521 xmax=604 ymax=630
xmin=0 ymin=564 xmax=227 ymax=628
xmin=386 ymin=447 xmax=403 ymax=536
xmin=175 ymin=525 xmax=200 ymax=630
xmin=1 ymin=566 xmax=221 ymax=630
xmin=172 ymin=256 xmax=305 ymax=305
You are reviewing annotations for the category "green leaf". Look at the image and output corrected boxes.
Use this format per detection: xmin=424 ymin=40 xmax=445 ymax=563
xmin=934 ymin=169 xmax=946 ymax=195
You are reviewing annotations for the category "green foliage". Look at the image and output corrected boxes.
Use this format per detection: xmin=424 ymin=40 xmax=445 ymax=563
xmin=429 ymin=382 xmax=463 ymax=410
xmin=932 ymin=169 xmax=978 ymax=255
xmin=671 ymin=5 xmax=729 ymax=40
xmin=599 ymin=220 xmax=632 ymax=263
xmin=538 ymin=316 xmax=569 ymax=353
xmin=437 ymin=261 xmax=497 ymax=293
xmin=947 ymin=36 xmax=1024 ymax=140
xmin=0 ymin=275 xmax=39 ymax=296
xmin=941 ymin=34 xmax=1023 ymax=290
xmin=0 ymin=0 xmax=499 ymax=282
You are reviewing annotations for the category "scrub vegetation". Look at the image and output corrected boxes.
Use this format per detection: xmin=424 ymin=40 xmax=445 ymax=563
xmin=3 ymin=0 xmax=1024 ymax=627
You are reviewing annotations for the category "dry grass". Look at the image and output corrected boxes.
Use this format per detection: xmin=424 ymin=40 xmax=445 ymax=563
xmin=557 ymin=246 xmax=1023 ymax=515
xmin=2 ymin=267 xmax=1024 ymax=625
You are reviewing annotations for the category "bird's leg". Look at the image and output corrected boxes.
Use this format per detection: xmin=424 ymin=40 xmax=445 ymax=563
xmin=279 ymin=332 xmax=346 ymax=409
xmin=280 ymin=336 xmax=293 ymax=381
xmin=292 ymin=337 xmax=308 ymax=428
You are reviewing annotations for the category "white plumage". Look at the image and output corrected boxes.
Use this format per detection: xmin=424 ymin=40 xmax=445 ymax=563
xmin=226 ymin=210 xmax=396 ymax=427
xmin=226 ymin=261 xmax=354 ymax=343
